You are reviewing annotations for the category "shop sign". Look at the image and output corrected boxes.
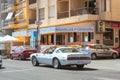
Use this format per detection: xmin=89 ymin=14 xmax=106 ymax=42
xmin=12 ymin=31 xmax=27 ymax=36
xmin=112 ymin=23 xmax=120 ymax=28
xmin=40 ymin=27 xmax=56 ymax=34
xmin=56 ymin=26 xmax=94 ymax=32
xmin=33 ymin=31 xmax=38 ymax=39
xmin=29 ymin=26 xmax=94 ymax=35
xmin=27 ymin=30 xmax=36 ymax=36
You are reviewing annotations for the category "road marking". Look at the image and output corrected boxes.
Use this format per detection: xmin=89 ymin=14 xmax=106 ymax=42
xmin=2 ymin=68 xmax=34 ymax=73
xmin=96 ymin=77 xmax=119 ymax=80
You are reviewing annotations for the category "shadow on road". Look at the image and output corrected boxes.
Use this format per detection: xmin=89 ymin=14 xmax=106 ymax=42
xmin=0 ymin=67 xmax=5 ymax=69
xmin=92 ymin=57 xmax=120 ymax=60
xmin=36 ymin=64 xmax=98 ymax=71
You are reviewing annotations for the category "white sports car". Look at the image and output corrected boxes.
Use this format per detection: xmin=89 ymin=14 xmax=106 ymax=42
xmin=30 ymin=46 xmax=91 ymax=69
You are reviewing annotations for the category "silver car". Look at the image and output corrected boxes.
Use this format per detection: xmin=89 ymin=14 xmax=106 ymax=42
xmin=85 ymin=44 xmax=119 ymax=60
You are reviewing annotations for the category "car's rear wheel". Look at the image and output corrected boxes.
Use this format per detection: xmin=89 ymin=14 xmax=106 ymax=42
xmin=77 ymin=65 xmax=84 ymax=69
xmin=112 ymin=53 xmax=117 ymax=59
xmin=91 ymin=53 xmax=97 ymax=60
xmin=0 ymin=65 xmax=1 ymax=68
xmin=32 ymin=57 xmax=39 ymax=66
xmin=10 ymin=55 xmax=13 ymax=60
xmin=53 ymin=58 xmax=61 ymax=69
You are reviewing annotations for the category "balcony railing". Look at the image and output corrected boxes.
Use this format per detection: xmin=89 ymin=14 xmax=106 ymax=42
xmin=70 ymin=7 xmax=99 ymax=16
xmin=29 ymin=19 xmax=36 ymax=24
xmin=14 ymin=19 xmax=26 ymax=24
xmin=29 ymin=0 xmax=36 ymax=4
xmin=1 ymin=18 xmax=15 ymax=27
xmin=17 ymin=0 xmax=26 ymax=5
xmin=1 ymin=1 xmax=16 ymax=11
xmin=57 ymin=11 xmax=69 ymax=19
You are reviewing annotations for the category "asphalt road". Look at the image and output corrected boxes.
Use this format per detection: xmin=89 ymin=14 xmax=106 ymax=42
xmin=0 ymin=59 xmax=120 ymax=80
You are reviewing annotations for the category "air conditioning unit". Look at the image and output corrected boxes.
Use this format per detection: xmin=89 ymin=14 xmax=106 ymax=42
xmin=96 ymin=21 xmax=105 ymax=33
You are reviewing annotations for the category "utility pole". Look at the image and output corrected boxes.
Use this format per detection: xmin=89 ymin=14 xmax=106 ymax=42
xmin=36 ymin=0 xmax=42 ymax=53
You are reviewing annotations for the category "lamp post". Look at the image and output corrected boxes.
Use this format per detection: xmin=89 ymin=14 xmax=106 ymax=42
xmin=36 ymin=0 xmax=42 ymax=53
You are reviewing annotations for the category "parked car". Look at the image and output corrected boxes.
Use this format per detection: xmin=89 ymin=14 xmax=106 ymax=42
xmin=112 ymin=47 xmax=120 ymax=57
xmin=0 ymin=54 xmax=2 ymax=68
xmin=30 ymin=46 xmax=91 ymax=69
xmin=85 ymin=44 xmax=119 ymax=60
xmin=10 ymin=46 xmax=36 ymax=60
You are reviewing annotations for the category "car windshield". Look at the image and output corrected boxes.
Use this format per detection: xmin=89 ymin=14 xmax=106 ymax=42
xmin=59 ymin=48 xmax=79 ymax=53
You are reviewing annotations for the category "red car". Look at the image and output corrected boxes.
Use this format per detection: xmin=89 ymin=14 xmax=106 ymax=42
xmin=112 ymin=47 xmax=120 ymax=57
xmin=10 ymin=46 xmax=36 ymax=60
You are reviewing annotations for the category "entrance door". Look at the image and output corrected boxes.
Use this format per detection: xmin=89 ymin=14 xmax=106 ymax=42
xmin=56 ymin=34 xmax=65 ymax=45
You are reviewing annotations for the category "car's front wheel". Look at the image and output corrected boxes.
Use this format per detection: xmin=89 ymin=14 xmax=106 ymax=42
xmin=53 ymin=58 xmax=61 ymax=69
xmin=112 ymin=53 xmax=117 ymax=59
xmin=32 ymin=57 xmax=39 ymax=66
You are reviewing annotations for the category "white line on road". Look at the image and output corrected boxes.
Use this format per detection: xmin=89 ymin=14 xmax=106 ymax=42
xmin=96 ymin=77 xmax=119 ymax=80
xmin=2 ymin=68 xmax=34 ymax=73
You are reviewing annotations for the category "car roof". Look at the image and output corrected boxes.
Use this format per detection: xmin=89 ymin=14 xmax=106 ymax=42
xmin=86 ymin=44 xmax=103 ymax=46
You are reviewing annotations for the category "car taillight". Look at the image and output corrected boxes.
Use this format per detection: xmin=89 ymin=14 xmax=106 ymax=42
xmin=23 ymin=51 xmax=26 ymax=53
xmin=89 ymin=45 xmax=93 ymax=48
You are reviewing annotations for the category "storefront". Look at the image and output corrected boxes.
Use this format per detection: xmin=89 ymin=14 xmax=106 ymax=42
xmin=103 ymin=22 xmax=120 ymax=47
xmin=40 ymin=25 xmax=94 ymax=46
xmin=12 ymin=31 xmax=31 ymax=46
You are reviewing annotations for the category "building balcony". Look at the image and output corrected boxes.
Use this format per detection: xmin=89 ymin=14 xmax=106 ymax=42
xmin=29 ymin=3 xmax=36 ymax=10
xmin=17 ymin=0 xmax=26 ymax=5
xmin=1 ymin=18 xmax=28 ymax=29
xmin=1 ymin=18 xmax=15 ymax=29
xmin=29 ymin=19 xmax=36 ymax=24
xmin=57 ymin=7 xmax=99 ymax=19
xmin=29 ymin=0 xmax=36 ymax=10
xmin=29 ymin=0 xmax=36 ymax=4
xmin=70 ymin=7 xmax=99 ymax=16
xmin=57 ymin=11 xmax=69 ymax=19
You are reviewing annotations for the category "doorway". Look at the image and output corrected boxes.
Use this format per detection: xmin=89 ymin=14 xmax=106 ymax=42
xmin=56 ymin=34 xmax=65 ymax=45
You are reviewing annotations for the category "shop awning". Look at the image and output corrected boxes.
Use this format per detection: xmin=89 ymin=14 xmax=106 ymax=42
xmin=5 ymin=11 xmax=14 ymax=20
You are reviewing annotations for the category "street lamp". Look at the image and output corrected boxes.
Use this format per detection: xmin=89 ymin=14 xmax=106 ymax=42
xmin=35 ymin=0 xmax=42 ymax=53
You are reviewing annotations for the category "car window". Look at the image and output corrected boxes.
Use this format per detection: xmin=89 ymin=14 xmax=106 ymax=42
xmin=55 ymin=50 xmax=61 ymax=53
xmin=101 ymin=45 xmax=109 ymax=49
xmin=14 ymin=47 xmax=19 ymax=51
xmin=94 ymin=45 xmax=101 ymax=49
xmin=59 ymin=48 xmax=79 ymax=53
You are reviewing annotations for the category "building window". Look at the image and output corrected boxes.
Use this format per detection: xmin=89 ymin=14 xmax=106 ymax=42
xmin=39 ymin=8 xmax=45 ymax=20
xmin=82 ymin=32 xmax=94 ymax=42
xmin=103 ymin=28 xmax=114 ymax=46
xmin=49 ymin=6 xmax=55 ymax=18
xmin=102 ymin=0 xmax=106 ymax=12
